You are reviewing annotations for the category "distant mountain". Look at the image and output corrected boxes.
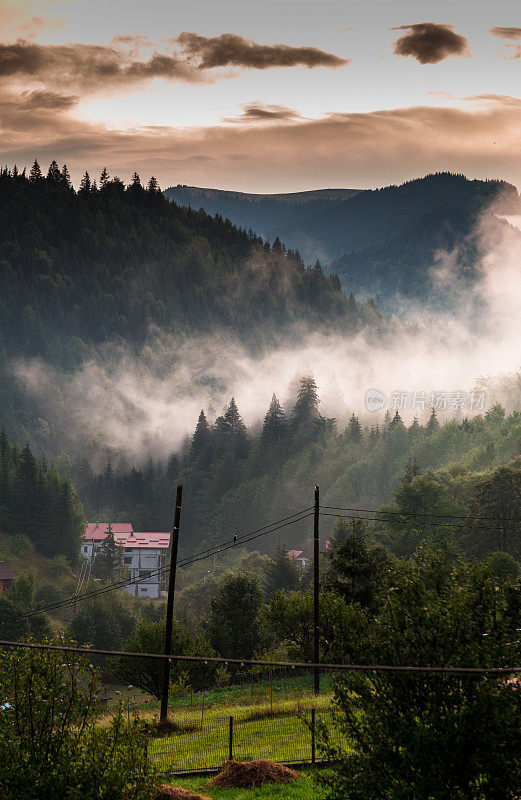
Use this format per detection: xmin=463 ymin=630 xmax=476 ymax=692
xmin=165 ymin=173 xmax=520 ymax=300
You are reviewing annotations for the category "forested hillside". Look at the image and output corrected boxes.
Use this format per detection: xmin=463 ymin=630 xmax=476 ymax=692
xmin=166 ymin=173 xmax=520 ymax=301
xmin=0 ymin=162 xmax=362 ymax=369
xmin=74 ymin=375 xmax=521 ymax=561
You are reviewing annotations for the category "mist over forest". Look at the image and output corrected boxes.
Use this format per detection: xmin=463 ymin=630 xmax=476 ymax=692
xmin=2 ymin=162 xmax=521 ymax=562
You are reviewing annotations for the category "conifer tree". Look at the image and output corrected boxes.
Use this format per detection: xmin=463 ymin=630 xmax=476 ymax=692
xmin=46 ymin=160 xmax=62 ymax=183
xmin=215 ymin=399 xmax=249 ymax=458
xmin=29 ymin=159 xmax=42 ymax=182
xmin=61 ymin=164 xmax=72 ymax=188
xmin=147 ymin=176 xmax=160 ymax=193
xmin=346 ymin=413 xmax=363 ymax=444
xmin=261 ymin=393 xmax=287 ymax=443
xmin=389 ymin=410 xmax=403 ymax=428
xmin=166 ymin=452 xmax=179 ymax=482
xmin=426 ymin=407 xmax=440 ymax=435
xmin=191 ymin=410 xmax=213 ymax=461
xmin=403 ymin=456 xmax=421 ymax=484
xmin=92 ymin=523 xmax=124 ymax=582
xmin=79 ymin=171 xmax=91 ymax=194
xmin=99 ymin=166 xmax=110 ymax=187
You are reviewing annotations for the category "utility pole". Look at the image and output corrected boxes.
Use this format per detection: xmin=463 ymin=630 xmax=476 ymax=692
xmin=313 ymin=483 xmax=320 ymax=695
xmin=160 ymin=484 xmax=183 ymax=723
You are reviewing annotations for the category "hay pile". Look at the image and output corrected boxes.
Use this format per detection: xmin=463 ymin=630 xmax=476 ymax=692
xmin=209 ymin=759 xmax=299 ymax=788
xmin=155 ymin=786 xmax=210 ymax=800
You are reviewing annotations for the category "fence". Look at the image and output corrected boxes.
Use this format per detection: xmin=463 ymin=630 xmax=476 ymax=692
xmin=148 ymin=706 xmax=346 ymax=775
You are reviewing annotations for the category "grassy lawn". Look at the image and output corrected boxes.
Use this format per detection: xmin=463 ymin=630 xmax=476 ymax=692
xmin=172 ymin=769 xmax=326 ymax=798
xmin=97 ymin=674 xmax=344 ymax=774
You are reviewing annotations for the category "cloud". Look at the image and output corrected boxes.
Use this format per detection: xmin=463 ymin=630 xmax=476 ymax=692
xmin=392 ymin=23 xmax=470 ymax=65
xmin=489 ymin=27 xmax=521 ymax=40
xmin=0 ymin=33 xmax=348 ymax=99
xmin=176 ymin=31 xmax=350 ymax=70
xmin=21 ymin=89 xmax=77 ymax=110
xmin=0 ymin=39 xmax=203 ymax=93
xmin=3 ymin=94 xmax=521 ymax=193
xmin=223 ymin=103 xmax=303 ymax=124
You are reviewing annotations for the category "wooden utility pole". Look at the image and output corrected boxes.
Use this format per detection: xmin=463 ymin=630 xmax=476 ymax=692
xmin=160 ymin=484 xmax=183 ymax=723
xmin=313 ymin=483 xmax=320 ymax=695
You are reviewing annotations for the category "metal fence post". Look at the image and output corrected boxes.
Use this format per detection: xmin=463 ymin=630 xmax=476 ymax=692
xmin=311 ymin=708 xmax=316 ymax=764
xmin=229 ymin=715 xmax=234 ymax=761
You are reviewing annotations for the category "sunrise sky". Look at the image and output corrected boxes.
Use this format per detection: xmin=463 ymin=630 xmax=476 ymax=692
xmin=2 ymin=0 xmax=521 ymax=191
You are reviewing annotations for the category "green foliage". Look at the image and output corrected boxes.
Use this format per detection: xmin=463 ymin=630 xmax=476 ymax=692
xmin=0 ymin=573 xmax=52 ymax=640
xmin=0 ymin=428 xmax=84 ymax=563
xmin=92 ymin=523 xmax=126 ymax=582
xmin=323 ymin=518 xmax=388 ymax=608
xmin=206 ymin=572 xmax=264 ymax=659
xmin=265 ymin=544 xmax=301 ymax=596
xmin=321 ymin=551 xmax=521 ymax=800
xmin=68 ymin=588 xmax=140 ymax=651
xmin=0 ymin=640 xmax=154 ymax=800
xmin=111 ymin=618 xmax=216 ymax=699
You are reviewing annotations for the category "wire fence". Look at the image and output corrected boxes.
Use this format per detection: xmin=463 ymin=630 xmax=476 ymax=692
xmin=147 ymin=706 xmax=345 ymax=774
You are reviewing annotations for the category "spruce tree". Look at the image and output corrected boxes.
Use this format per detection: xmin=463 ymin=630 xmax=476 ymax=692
xmin=29 ymin=159 xmax=42 ymax=182
xmin=61 ymin=164 xmax=72 ymax=188
xmin=215 ymin=399 xmax=249 ymax=458
xmin=346 ymin=413 xmax=363 ymax=444
xmin=261 ymin=393 xmax=287 ymax=443
xmin=46 ymin=160 xmax=62 ymax=183
xmin=92 ymin=523 xmax=124 ymax=582
xmin=389 ymin=410 xmax=403 ymax=428
xmin=190 ymin=410 xmax=213 ymax=461
xmin=426 ymin=407 xmax=440 ymax=435
xmin=79 ymin=171 xmax=91 ymax=194
xmin=99 ymin=166 xmax=110 ymax=188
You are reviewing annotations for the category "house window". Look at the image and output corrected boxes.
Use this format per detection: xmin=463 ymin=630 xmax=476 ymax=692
xmin=139 ymin=570 xmax=152 ymax=580
xmin=83 ymin=546 xmax=88 ymax=554
xmin=124 ymin=556 xmax=132 ymax=565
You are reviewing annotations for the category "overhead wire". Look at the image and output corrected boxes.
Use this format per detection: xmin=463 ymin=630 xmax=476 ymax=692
xmin=3 ymin=507 xmax=314 ymax=623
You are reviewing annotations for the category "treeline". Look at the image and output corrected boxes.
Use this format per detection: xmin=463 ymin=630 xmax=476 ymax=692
xmin=73 ymin=371 xmax=521 ymax=562
xmin=0 ymin=161 xmax=375 ymax=369
xmin=0 ymin=428 xmax=84 ymax=564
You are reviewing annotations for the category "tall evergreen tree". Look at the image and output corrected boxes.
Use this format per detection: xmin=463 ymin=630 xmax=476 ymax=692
xmin=215 ymin=399 xmax=249 ymax=458
xmin=346 ymin=413 xmax=363 ymax=444
xmin=29 ymin=159 xmax=42 ymax=182
xmin=427 ymin=407 xmax=440 ymax=434
xmin=46 ymin=160 xmax=62 ymax=183
xmin=261 ymin=393 xmax=287 ymax=443
xmin=190 ymin=410 xmax=213 ymax=462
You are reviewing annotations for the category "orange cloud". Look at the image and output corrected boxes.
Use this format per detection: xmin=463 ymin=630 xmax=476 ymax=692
xmin=2 ymin=96 xmax=521 ymax=192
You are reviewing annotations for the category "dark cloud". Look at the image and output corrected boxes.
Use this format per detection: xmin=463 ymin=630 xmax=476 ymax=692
xmin=0 ymin=34 xmax=348 ymax=97
xmin=21 ymin=89 xmax=78 ymax=110
xmin=0 ymin=39 xmax=200 ymax=92
xmin=176 ymin=31 xmax=350 ymax=69
xmin=490 ymin=27 xmax=521 ymax=40
xmin=392 ymin=23 xmax=469 ymax=65
xmin=223 ymin=103 xmax=303 ymax=124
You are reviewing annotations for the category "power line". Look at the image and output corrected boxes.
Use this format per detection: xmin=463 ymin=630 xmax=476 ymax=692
xmin=3 ymin=508 xmax=314 ymax=623
xmin=319 ymin=511 xmax=501 ymax=533
xmin=320 ymin=505 xmax=516 ymax=524
xmin=1 ymin=638 xmax=520 ymax=676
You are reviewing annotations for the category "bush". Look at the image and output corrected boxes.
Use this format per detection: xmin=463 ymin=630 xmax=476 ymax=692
xmin=0 ymin=639 xmax=156 ymax=800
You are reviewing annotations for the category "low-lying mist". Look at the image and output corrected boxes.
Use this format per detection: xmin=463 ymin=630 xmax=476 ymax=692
xmin=13 ymin=208 xmax=521 ymax=464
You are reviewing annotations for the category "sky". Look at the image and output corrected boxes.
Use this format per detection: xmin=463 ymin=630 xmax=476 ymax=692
xmin=2 ymin=0 xmax=521 ymax=191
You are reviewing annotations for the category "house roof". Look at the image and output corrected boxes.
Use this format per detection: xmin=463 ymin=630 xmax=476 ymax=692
xmin=123 ymin=532 xmax=171 ymax=549
xmin=84 ymin=522 xmax=134 ymax=541
xmin=287 ymin=550 xmax=310 ymax=561
xmin=0 ymin=561 xmax=17 ymax=581
xmin=83 ymin=523 xmax=170 ymax=550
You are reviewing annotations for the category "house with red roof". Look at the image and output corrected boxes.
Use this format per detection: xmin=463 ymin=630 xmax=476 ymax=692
xmin=82 ymin=522 xmax=170 ymax=599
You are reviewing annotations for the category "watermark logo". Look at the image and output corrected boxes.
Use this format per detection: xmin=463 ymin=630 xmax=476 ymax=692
xmin=365 ymin=389 xmax=386 ymax=412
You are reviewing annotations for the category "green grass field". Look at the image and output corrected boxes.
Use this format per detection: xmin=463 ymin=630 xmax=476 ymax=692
xmin=98 ymin=674 xmax=345 ymax=774
xmin=172 ymin=769 xmax=326 ymax=798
